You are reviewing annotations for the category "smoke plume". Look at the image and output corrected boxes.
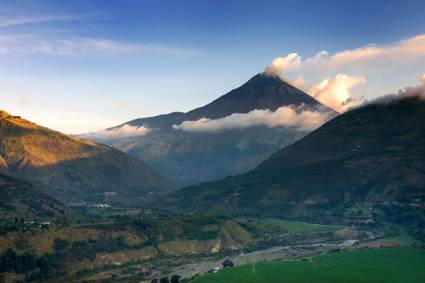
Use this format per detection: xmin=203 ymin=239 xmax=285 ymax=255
xmin=309 ymin=74 xmax=366 ymax=112
xmin=264 ymin=53 xmax=301 ymax=76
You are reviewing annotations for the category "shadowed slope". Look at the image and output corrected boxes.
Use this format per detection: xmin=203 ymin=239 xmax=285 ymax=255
xmin=161 ymin=97 xmax=425 ymax=231
xmin=0 ymin=172 xmax=72 ymax=220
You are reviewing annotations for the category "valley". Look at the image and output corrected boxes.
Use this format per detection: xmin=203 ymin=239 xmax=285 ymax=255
xmin=1 ymin=83 xmax=425 ymax=282
xmin=1 ymin=33 xmax=424 ymax=283
xmin=0 ymin=207 xmax=377 ymax=282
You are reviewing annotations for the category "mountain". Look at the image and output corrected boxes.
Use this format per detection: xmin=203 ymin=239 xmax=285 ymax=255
xmin=160 ymin=96 xmax=425 ymax=232
xmin=183 ymin=73 xmax=328 ymax=120
xmin=84 ymin=73 xmax=336 ymax=187
xmin=0 ymin=172 xmax=72 ymax=220
xmin=0 ymin=110 xmax=167 ymax=205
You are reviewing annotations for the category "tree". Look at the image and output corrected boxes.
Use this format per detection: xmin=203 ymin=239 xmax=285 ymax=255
xmin=171 ymin=274 xmax=181 ymax=283
xmin=53 ymin=238 xmax=70 ymax=252
xmin=222 ymin=259 xmax=234 ymax=267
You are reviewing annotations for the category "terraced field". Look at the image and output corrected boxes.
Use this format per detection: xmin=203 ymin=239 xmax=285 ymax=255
xmin=189 ymin=248 xmax=425 ymax=283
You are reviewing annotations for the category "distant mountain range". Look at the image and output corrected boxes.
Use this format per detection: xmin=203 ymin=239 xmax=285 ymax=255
xmin=0 ymin=110 xmax=167 ymax=206
xmin=160 ymin=95 xmax=425 ymax=232
xmin=83 ymin=73 xmax=336 ymax=187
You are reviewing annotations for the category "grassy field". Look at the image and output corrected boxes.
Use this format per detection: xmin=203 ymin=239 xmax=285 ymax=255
xmin=252 ymin=218 xmax=346 ymax=233
xmin=189 ymin=248 xmax=425 ymax=283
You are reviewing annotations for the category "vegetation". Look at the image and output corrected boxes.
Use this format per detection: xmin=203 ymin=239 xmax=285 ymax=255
xmin=161 ymin=99 xmax=425 ymax=242
xmin=189 ymin=248 xmax=425 ymax=283
xmin=0 ymin=214 xmax=258 ymax=281
xmin=250 ymin=219 xmax=345 ymax=233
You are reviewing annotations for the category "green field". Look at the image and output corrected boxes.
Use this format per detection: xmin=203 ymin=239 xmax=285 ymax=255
xmin=189 ymin=248 xmax=425 ymax=283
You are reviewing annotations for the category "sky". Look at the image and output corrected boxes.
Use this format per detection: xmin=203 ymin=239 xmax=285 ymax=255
xmin=1 ymin=0 xmax=425 ymax=134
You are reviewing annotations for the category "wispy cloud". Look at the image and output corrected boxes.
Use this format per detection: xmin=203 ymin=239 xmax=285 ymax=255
xmin=18 ymin=95 xmax=29 ymax=104
xmin=173 ymin=105 xmax=332 ymax=133
xmin=0 ymin=14 xmax=78 ymax=28
xmin=370 ymin=74 xmax=425 ymax=105
xmin=0 ymin=34 xmax=201 ymax=57
xmin=266 ymin=34 xmax=425 ymax=75
xmin=306 ymin=34 xmax=425 ymax=71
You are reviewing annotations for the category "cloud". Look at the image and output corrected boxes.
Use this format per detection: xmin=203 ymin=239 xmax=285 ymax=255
xmin=267 ymin=34 xmax=425 ymax=75
xmin=265 ymin=53 xmax=301 ymax=75
xmin=0 ymin=34 xmax=201 ymax=57
xmin=87 ymin=124 xmax=150 ymax=140
xmin=264 ymin=35 xmax=425 ymax=113
xmin=285 ymin=76 xmax=306 ymax=90
xmin=173 ymin=106 xmax=332 ymax=133
xmin=309 ymin=74 xmax=366 ymax=112
xmin=112 ymin=101 xmax=128 ymax=109
xmin=370 ymin=74 xmax=425 ymax=105
xmin=306 ymin=35 xmax=425 ymax=71
xmin=18 ymin=95 xmax=29 ymax=104
xmin=0 ymin=15 xmax=77 ymax=28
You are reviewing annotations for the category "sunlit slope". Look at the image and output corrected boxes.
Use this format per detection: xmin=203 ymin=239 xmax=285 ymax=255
xmin=0 ymin=110 xmax=167 ymax=205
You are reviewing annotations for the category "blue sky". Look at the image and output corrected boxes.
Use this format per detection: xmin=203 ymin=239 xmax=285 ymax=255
xmin=1 ymin=0 xmax=425 ymax=133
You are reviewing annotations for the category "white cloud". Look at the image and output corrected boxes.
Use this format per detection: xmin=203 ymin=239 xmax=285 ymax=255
xmin=87 ymin=124 xmax=150 ymax=140
xmin=265 ymin=34 xmax=425 ymax=113
xmin=0 ymin=34 xmax=201 ymax=57
xmin=365 ymin=74 xmax=425 ymax=105
xmin=306 ymin=35 xmax=425 ymax=71
xmin=173 ymin=106 xmax=331 ymax=133
xmin=265 ymin=53 xmax=301 ymax=75
xmin=268 ymin=34 xmax=425 ymax=74
xmin=0 ymin=15 xmax=77 ymax=28
xmin=309 ymin=74 xmax=366 ymax=112
xmin=18 ymin=95 xmax=29 ymax=104
xmin=285 ymin=76 xmax=306 ymax=90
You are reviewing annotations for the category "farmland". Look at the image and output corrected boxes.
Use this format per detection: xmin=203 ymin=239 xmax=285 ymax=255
xmin=189 ymin=248 xmax=425 ymax=283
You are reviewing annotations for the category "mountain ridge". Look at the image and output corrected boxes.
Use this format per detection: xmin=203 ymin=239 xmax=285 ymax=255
xmin=159 ymin=96 xmax=425 ymax=232
xmin=109 ymin=73 xmax=334 ymax=131
xmin=0 ymin=110 xmax=167 ymax=205
xmin=82 ymin=73 xmax=337 ymax=187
